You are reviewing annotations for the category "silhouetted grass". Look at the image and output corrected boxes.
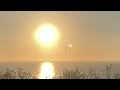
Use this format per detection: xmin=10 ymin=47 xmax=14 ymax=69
xmin=0 ymin=68 xmax=36 ymax=79
xmin=0 ymin=64 xmax=119 ymax=79
xmin=53 ymin=64 xmax=120 ymax=79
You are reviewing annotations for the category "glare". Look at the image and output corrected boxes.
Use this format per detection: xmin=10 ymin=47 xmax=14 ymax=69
xmin=69 ymin=44 xmax=72 ymax=48
xmin=35 ymin=23 xmax=59 ymax=47
xmin=39 ymin=62 xmax=55 ymax=79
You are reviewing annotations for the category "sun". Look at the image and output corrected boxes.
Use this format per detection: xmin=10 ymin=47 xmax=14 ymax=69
xmin=35 ymin=23 xmax=59 ymax=47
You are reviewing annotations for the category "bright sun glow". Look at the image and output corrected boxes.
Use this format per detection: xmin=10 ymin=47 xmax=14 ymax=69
xmin=39 ymin=62 xmax=55 ymax=79
xmin=69 ymin=44 xmax=72 ymax=48
xmin=35 ymin=23 xmax=59 ymax=47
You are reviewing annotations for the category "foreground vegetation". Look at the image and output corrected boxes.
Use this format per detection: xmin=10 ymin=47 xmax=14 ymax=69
xmin=0 ymin=64 xmax=120 ymax=79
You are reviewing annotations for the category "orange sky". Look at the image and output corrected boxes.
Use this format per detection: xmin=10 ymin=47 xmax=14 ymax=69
xmin=0 ymin=11 xmax=120 ymax=61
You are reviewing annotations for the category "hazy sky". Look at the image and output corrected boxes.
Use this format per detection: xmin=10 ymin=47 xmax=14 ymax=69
xmin=0 ymin=11 xmax=120 ymax=61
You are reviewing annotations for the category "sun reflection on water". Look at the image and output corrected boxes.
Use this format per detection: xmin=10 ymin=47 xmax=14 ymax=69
xmin=38 ymin=62 xmax=55 ymax=79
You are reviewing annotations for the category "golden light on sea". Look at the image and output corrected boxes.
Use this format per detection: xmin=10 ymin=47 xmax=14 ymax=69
xmin=38 ymin=62 xmax=55 ymax=79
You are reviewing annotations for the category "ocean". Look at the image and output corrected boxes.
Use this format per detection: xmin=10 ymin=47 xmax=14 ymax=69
xmin=0 ymin=61 xmax=120 ymax=78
